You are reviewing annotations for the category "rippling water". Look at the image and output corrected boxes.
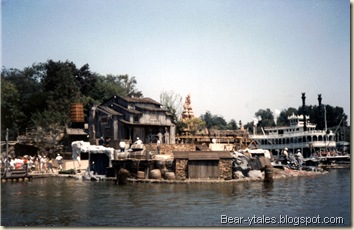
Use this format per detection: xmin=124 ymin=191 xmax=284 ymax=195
xmin=1 ymin=168 xmax=350 ymax=227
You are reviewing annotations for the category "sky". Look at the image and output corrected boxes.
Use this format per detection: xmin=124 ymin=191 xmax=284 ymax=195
xmin=2 ymin=0 xmax=350 ymax=125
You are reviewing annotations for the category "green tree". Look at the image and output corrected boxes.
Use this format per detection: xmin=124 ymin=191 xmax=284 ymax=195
xmin=1 ymin=78 xmax=24 ymax=139
xmin=159 ymin=90 xmax=183 ymax=124
xmin=277 ymin=107 xmax=298 ymax=126
xmin=184 ymin=117 xmax=206 ymax=135
xmin=118 ymin=74 xmax=143 ymax=97
xmin=227 ymin=119 xmax=238 ymax=130
xmin=255 ymin=109 xmax=275 ymax=127
xmin=89 ymin=74 xmax=124 ymax=101
xmin=200 ymin=111 xmax=228 ymax=130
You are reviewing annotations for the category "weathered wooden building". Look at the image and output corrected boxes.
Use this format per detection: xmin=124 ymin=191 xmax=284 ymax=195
xmin=89 ymin=95 xmax=176 ymax=148
xmin=173 ymin=151 xmax=233 ymax=180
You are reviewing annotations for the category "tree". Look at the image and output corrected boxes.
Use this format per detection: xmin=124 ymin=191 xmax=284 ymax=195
xmin=89 ymin=74 xmax=126 ymax=101
xmin=118 ymin=74 xmax=143 ymax=97
xmin=227 ymin=119 xmax=238 ymax=130
xmin=1 ymin=78 xmax=24 ymax=139
xmin=255 ymin=109 xmax=275 ymax=127
xmin=184 ymin=117 xmax=206 ymax=135
xmin=1 ymin=60 xmax=145 ymax=141
xmin=277 ymin=107 xmax=298 ymax=126
xmin=159 ymin=90 xmax=183 ymax=124
xmin=200 ymin=111 xmax=228 ymax=130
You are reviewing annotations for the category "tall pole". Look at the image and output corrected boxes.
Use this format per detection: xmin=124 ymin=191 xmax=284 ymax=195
xmin=301 ymin=93 xmax=307 ymax=132
xmin=6 ymin=128 xmax=9 ymax=158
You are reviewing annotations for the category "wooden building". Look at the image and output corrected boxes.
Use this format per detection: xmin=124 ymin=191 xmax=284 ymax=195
xmin=89 ymin=95 xmax=176 ymax=148
xmin=173 ymin=151 xmax=233 ymax=180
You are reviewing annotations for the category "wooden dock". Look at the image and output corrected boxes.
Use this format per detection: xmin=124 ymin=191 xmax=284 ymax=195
xmin=1 ymin=169 xmax=33 ymax=182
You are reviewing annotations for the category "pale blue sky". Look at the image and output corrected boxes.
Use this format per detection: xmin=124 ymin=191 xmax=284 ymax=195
xmin=2 ymin=0 xmax=350 ymax=125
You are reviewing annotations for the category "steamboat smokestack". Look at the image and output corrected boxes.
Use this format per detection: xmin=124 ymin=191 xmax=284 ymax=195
xmin=318 ymin=94 xmax=323 ymax=130
xmin=301 ymin=93 xmax=307 ymax=131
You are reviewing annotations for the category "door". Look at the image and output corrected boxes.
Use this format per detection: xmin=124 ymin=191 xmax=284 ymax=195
xmin=188 ymin=160 xmax=219 ymax=179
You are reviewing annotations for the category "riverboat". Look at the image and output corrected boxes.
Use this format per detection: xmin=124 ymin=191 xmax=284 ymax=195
xmin=249 ymin=113 xmax=337 ymax=158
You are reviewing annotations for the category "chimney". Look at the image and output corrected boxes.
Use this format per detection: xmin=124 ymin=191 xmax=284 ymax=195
xmin=318 ymin=94 xmax=322 ymax=107
xmin=301 ymin=93 xmax=307 ymax=131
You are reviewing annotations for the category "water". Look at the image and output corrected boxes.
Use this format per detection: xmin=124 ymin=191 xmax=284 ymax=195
xmin=1 ymin=169 xmax=351 ymax=227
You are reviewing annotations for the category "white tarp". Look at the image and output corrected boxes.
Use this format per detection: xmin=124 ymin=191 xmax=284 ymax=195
xmin=71 ymin=141 xmax=114 ymax=160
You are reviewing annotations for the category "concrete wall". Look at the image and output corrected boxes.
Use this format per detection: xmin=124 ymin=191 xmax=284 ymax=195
xmin=209 ymin=143 xmax=234 ymax=151
xmin=52 ymin=160 xmax=89 ymax=171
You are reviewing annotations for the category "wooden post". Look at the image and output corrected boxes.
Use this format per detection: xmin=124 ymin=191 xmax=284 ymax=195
xmin=264 ymin=165 xmax=274 ymax=183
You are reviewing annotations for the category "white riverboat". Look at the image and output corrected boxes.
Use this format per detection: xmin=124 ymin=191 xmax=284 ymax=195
xmin=249 ymin=113 xmax=336 ymax=158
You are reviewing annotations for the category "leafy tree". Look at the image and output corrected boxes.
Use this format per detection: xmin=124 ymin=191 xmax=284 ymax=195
xmin=1 ymin=78 xmax=24 ymax=139
xmin=227 ymin=119 xmax=238 ymax=130
xmin=254 ymin=108 xmax=275 ymax=127
xmin=118 ymin=74 xmax=143 ymax=97
xmin=276 ymin=107 xmax=298 ymax=126
xmin=89 ymin=74 xmax=124 ymax=101
xmin=1 ymin=60 xmax=145 ymax=141
xmin=159 ymin=90 xmax=183 ymax=124
xmin=76 ymin=63 xmax=97 ymax=96
xmin=200 ymin=111 xmax=227 ymax=130
xmin=184 ymin=117 xmax=206 ymax=135
xmin=42 ymin=60 xmax=81 ymax=124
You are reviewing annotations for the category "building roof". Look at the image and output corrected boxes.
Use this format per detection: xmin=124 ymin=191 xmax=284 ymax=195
xmin=112 ymin=103 xmax=142 ymax=115
xmin=97 ymin=105 xmax=122 ymax=116
xmin=173 ymin=151 xmax=233 ymax=160
xmin=122 ymin=96 xmax=160 ymax=105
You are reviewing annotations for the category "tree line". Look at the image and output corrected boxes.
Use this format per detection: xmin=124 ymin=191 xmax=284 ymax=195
xmin=2 ymin=60 xmax=349 ymax=141
xmin=1 ymin=60 xmax=142 ymax=139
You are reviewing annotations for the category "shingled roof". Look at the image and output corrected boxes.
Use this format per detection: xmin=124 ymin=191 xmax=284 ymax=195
xmin=96 ymin=105 xmax=122 ymax=116
xmin=122 ymin=96 xmax=160 ymax=105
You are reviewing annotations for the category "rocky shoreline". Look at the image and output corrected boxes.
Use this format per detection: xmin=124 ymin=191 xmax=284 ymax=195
xmin=24 ymin=167 xmax=328 ymax=184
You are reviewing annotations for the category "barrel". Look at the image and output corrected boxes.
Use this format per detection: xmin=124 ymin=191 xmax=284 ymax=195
xmin=118 ymin=152 xmax=129 ymax=159
xmin=149 ymin=169 xmax=162 ymax=179
xmin=164 ymin=172 xmax=176 ymax=180
xmin=117 ymin=168 xmax=130 ymax=184
xmin=160 ymin=168 xmax=168 ymax=177
xmin=70 ymin=103 xmax=84 ymax=123
xmin=264 ymin=165 xmax=274 ymax=183
xmin=137 ymin=171 xmax=145 ymax=179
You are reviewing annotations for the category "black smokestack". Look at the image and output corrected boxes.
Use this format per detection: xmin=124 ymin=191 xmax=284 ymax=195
xmin=318 ymin=94 xmax=322 ymax=106
xmin=301 ymin=93 xmax=307 ymax=131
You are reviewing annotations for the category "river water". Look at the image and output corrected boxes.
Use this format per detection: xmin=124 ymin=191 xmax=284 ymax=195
xmin=1 ymin=168 xmax=351 ymax=227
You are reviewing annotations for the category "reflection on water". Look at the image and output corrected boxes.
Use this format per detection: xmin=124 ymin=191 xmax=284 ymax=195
xmin=1 ymin=169 xmax=350 ymax=226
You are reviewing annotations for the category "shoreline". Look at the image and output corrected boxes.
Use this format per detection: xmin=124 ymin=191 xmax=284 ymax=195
xmin=18 ymin=167 xmax=332 ymax=184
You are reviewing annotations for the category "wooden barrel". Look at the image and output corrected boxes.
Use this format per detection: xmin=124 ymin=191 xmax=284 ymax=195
xmin=149 ymin=169 xmax=162 ymax=179
xmin=164 ymin=172 xmax=176 ymax=180
xmin=70 ymin=103 xmax=84 ymax=123
xmin=137 ymin=171 xmax=145 ymax=179
xmin=264 ymin=165 xmax=274 ymax=183
xmin=160 ymin=168 xmax=168 ymax=177
xmin=117 ymin=168 xmax=130 ymax=184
